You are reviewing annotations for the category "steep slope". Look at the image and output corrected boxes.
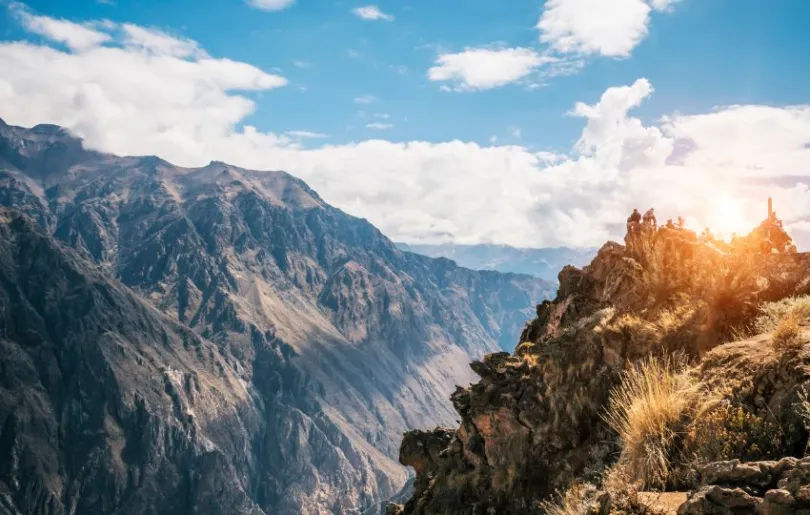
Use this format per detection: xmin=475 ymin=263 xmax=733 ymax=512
xmin=391 ymin=224 xmax=810 ymax=514
xmin=0 ymin=118 xmax=553 ymax=514
xmin=397 ymin=243 xmax=596 ymax=282
xmin=0 ymin=209 xmax=263 ymax=515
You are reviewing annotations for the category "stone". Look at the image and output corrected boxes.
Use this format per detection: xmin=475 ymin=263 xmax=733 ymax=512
xmin=677 ymin=486 xmax=760 ymax=515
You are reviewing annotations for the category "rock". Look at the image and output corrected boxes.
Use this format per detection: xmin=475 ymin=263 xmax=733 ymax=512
xmin=399 ymin=428 xmax=454 ymax=476
xmin=701 ymin=460 xmax=777 ymax=494
xmin=677 ymin=486 xmax=760 ymax=514
xmin=758 ymin=489 xmax=796 ymax=515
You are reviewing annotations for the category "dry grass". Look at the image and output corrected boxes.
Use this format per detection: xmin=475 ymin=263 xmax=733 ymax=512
xmin=539 ymin=469 xmax=665 ymax=515
xmin=603 ymin=357 xmax=701 ymax=488
xmin=755 ymin=295 xmax=810 ymax=334
xmin=539 ymin=482 xmax=596 ymax=515
xmin=771 ymin=312 xmax=804 ymax=353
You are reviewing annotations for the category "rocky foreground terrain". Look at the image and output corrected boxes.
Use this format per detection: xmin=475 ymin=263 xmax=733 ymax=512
xmin=390 ymin=224 xmax=810 ymax=514
xmin=0 ymin=118 xmax=553 ymax=515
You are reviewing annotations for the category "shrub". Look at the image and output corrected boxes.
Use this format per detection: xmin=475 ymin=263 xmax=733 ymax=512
xmin=603 ymin=357 xmax=700 ymax=488
xmin=682 ymin=403 xmax=784 ymax=463
xmin=771 ymin=313 xmax=804 ymax=353
xmin=754 ymin=295 xmax=810 ymax=334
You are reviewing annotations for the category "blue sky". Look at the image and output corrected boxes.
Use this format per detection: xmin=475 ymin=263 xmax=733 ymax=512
xmin=0 ymin=0 xmax=809 ymax=249
xmin=3 ymin=0 xmax=808 ymax=152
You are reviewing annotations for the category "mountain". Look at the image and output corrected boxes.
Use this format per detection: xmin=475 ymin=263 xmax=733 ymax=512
xmin=0 ymin=118 xmax=554 ymax=514
xmin=396 ymin=243 xmax=596 ymax=282
xmin=390 ymin=224 xmax=810 ymax=514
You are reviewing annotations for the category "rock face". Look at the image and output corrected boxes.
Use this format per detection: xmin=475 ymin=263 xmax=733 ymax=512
xmin=0 ymin=210 xmax=262 ymax=515
xmin=393 ymin=224 xmax=810 ymax=514
xmin=0 ymin=119 xmax=554 ymax=514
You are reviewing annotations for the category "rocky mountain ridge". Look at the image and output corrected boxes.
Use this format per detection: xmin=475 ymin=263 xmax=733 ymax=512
xmin=391 ymin=223 xmax=810 ymax=514
xmin=0 ymin=118 xmax=553 ymax=514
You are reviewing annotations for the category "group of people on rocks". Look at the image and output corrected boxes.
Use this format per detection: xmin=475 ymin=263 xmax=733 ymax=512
xmin=624 ymin=205 xmax=797 ymax=255
xmin=626 ymin=208 xmax=685 ymax=233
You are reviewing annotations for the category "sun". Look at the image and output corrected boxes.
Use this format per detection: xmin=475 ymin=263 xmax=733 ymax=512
xmin=707 ymin=196 xmax=750 ymax=240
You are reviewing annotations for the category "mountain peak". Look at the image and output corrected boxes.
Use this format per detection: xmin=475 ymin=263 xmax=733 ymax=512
xmin=30 ymin=123 xmax=69 ymax=136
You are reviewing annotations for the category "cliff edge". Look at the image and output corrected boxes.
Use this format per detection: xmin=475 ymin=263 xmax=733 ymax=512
xmin=391 ymin=222 xmax=810 ymax=514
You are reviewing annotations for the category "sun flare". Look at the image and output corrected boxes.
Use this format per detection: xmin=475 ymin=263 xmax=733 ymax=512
xmin=706 ymin=196 xmax=751 ymax=241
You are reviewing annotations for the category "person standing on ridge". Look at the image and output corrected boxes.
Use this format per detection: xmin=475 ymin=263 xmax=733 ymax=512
xmin=627 ymin=208 xmax=641 ymax=232
xmin=642 ymin=208 xmax=657 ymax=228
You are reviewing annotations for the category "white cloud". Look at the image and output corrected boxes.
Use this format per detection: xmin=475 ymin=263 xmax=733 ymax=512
xmin=366 ymin=123 xmax=393 ymax=130
xmin=511 ymin=127 xmax=522 ymax=139
xmin=0 ymin=12 xmax=287 ymax=158
xmin=286 ymin=130 xmax=328 ymax=139
xmin=11 ymin=3 xmax=111 ymax=51
xmin=3 ymin=10 xmax=810 ymax=250
xmin=120 ymin=24 xmax=202 ymax=58
xmin=354 ymin=94 xmax=377 ymax=104
xmin=538 ymin=0 xmax=680 ymax=58
xmin=428 ymin=47 xmax=558 ymax=91
xmin=293 ymin=60 xmax=311 ymax=68
xmin=246 ymin=0 xmax=295 ymax=11
xmin=352 ymin=5 xmax=394 ymax=21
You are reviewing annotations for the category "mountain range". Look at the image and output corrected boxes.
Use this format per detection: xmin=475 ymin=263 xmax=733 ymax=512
xmin=0 ymin=118 xmax=553 ymax=514
xmin=397 ymin=243 xmax=596 ymax=282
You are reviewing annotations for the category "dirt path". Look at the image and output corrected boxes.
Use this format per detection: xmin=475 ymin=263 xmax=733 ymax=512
xmin=638 ymin=492 xmax=688 ymax=513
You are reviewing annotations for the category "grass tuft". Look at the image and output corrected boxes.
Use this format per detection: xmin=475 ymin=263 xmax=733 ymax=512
xmin=603 ymin=357 xmax=700 ymax=488
xmin=755 ymin=295 xmax=810 ymax=334
xmin=771 ymin=312 xmax=804 ymax=353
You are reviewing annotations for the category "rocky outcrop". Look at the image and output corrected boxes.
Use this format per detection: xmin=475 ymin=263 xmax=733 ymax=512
xmin=394 ymin=224 xmax=810 ymax=514
xmin=0 ymin=119 xmax=554 ymax=514
xmin=678 ymin=458 xmax=810 ymax=514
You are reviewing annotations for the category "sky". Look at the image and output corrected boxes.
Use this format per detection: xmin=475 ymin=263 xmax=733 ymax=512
xmin=0 ymin=0 xmax=809 ymax=249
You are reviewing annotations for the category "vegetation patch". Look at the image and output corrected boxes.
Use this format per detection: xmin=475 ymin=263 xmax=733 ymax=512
xmin=682 ymin=403 xmax=785 ymax=463
xmin=603 ymin=357 xmax=701 ymax=488
xmin=755 ymin=295 xmax=810 ymax=334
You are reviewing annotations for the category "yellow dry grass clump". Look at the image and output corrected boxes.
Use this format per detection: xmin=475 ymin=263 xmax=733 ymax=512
xmin=539 ymin=482 xmax=595 ymax=515
xmin=753 ymin=296 xmax=810 ymax=353
xmin=603 ymin=357 xmax=702 ymax=488
xmin=771 ymin=313 xmax=804 ymax=353
xmin=755 ymin=295 xmax=810 ymax=333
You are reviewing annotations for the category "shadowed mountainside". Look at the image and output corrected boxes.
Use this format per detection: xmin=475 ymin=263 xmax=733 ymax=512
xmin=0 ymin=118 xmax=553 ymax=514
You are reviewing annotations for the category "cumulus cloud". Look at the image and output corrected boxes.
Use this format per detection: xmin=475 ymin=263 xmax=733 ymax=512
xmin=2 ymin=9 xmax=810 ymax=249
xmin=428 ymin=47 xmax=559 ymax=91
xmin=538 ymin=0 xmax=680 ymax=57
xmin=366 ymin=122 xmax=393 ymax=130
xmin=246 ymin=0 xmax=295 ymax=11
xmin=430 ymin=0 xmax=676 ymax=92
xmin=0 ymin=12 xmax=287 ymax=155
xmin=11 ymin=3 xmax=111 ymax=51
xmin=352 ymin=5 xmax=394 ymax=21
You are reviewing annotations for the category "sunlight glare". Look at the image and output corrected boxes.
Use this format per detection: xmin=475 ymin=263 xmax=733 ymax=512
xmin=706 ymin=195 xmax=751 ymax=241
